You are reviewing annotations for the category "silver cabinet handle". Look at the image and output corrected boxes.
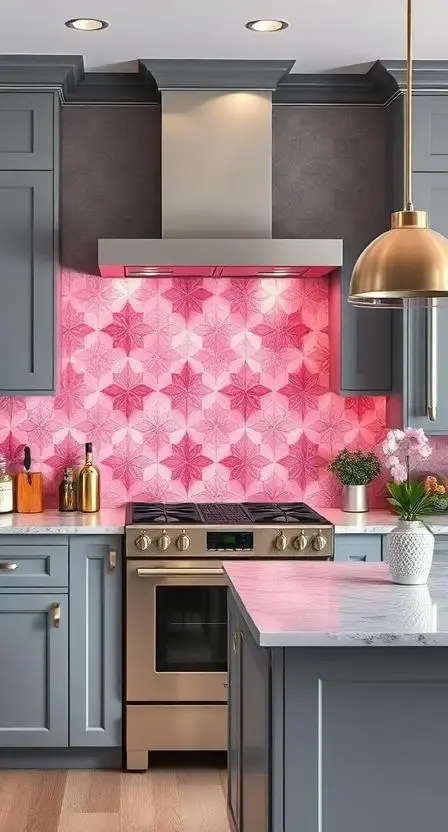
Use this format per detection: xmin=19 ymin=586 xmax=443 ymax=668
xmin=109 ymin=548 xmax=117 ymax=570
xmin=52 ymin=603 xmax=61 ymax=629
xmin=137 ymin=567 xmax=224 ymax=577
xmin=0 ymin=563 xmax=18 ymax=571
xmin=427 ymin=299 xmax=438 ymax=421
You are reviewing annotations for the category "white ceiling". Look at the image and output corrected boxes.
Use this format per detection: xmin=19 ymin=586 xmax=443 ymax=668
xmin=0 ymin=0 xmax=447 ymax=74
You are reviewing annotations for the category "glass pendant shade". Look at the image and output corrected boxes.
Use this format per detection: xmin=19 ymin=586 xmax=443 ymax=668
xmin=349 ymin=210 xmax=448 ymax=307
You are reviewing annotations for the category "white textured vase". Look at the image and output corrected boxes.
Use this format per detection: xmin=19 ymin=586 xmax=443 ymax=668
xmin=387 ymin=520 xmax=435 ymax=585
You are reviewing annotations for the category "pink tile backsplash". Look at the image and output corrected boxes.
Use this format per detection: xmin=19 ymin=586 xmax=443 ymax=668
xmin=0 ymin=271 xmax=393 ymax=507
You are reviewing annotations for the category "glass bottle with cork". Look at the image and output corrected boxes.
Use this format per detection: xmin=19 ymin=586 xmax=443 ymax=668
xmin=78 ymin=442 xmax=100 ymax=513
xmin=0 ymin=455 xmax=13 ymax=514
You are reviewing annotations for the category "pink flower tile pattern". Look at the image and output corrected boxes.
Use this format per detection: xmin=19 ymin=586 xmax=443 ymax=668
xmin=0 ymin=271 xmax=399 ymax=507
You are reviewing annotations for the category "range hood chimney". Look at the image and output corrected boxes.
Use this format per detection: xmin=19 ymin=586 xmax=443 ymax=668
xmin=98 ymin=60 xmax=342 ymax=278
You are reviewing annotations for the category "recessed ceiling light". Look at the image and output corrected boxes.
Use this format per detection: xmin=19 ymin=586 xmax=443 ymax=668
xmin=245 ymin=19 xmax=288 ymax=32
xmin=65 ymin=18 xmax=109 ymax=31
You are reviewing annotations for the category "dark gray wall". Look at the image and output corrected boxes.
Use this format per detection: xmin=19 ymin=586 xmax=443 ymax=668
xmin=61 ymin=106 xmax=161 ymax=275
xmin=272 ymin=105 xmax=388 ymax=242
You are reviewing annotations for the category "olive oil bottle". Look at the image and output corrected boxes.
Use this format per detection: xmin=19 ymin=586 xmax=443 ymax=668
xmin=78 ymin=442 xmax=100 ymax=513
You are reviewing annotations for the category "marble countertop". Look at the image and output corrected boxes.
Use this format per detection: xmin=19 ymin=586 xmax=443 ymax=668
xmin=0 ymin=508 xmax=125 ymax=534
xmin=225 ymin=561 xmax=448 ymax=647
xmin=323 ymin=508 xmax=448 ymax=534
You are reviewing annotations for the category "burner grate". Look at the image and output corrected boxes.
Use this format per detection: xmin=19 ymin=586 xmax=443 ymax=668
xmin=198 ymin=504 xmax=252 ymax=524
xmin=243 ymin=502 xmax=329 ymax=524
xmin=131 ymin=502 xmax=202 ymax=525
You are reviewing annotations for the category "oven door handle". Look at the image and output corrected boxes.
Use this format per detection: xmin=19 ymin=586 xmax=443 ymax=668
xmin=136 ymin=567 xmax=225 ymax=577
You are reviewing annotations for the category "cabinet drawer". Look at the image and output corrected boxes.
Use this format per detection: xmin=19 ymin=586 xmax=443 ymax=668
xmin=0 ymin=93 xmax=55 ymax=170
xmin=0 ymin=545 xmax=68 ymax=587
xmin=334 ymin=535 xmax=382 ymax=563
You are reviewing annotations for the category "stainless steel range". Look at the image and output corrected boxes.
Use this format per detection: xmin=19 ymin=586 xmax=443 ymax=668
xmin=125 ymin=501 xmax=333 ymax=770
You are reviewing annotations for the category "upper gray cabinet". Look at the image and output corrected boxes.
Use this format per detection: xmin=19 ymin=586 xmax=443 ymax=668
xmin=0 ymin=92 xmax=58 ymax=395
xmin=0 ymin=94 xmax=55 ymax=170
xmin=387 ymin=93 xmax=448 ymax=434
xmin=412 ymin=97 xmax=448 ymax=172
xmin=404 ymin=173 xmax=448 ymax=433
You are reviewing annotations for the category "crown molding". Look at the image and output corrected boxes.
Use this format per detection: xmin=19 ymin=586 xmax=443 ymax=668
xmin=139 ymin=59 xmax=295 ymax=91
xmin=273 ymin=61 xmax=397 ymax=105
xmin=381 ymin=60 xmax=448 ymax=94
xmin=66 ymin=72 xmax=160 ymax=104
xmin=0 ymin=55 xmax=84 ymax=97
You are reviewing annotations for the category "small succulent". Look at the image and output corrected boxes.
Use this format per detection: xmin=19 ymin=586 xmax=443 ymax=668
xmin=328 ymin=449 xmax=381 ymax=486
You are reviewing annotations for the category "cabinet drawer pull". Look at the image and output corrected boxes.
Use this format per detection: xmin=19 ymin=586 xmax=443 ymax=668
xmin=349 ymin=555 xmax=367 ymax=562
xmin=427 ymin=299 xmax=438 ymax=422
xmin=232 ymin=632 xmax=239 ymax=653
xmin=0 ymin=562 xmax=18 ymax=571
xmin=52 ymin=603 xmax=61 ymax=629
xmin=109 ymin=548 xmax=117 ymax=570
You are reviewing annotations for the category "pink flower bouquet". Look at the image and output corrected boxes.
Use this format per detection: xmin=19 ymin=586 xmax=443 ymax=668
xmin=382 ymin=428 xmax=436 ymax=520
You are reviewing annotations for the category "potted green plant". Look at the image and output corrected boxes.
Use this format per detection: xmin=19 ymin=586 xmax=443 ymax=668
xmin=328 ymin=448 xmax=380 ymax=513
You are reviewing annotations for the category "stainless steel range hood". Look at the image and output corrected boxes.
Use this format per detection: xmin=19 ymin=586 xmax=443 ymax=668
xmin=98 ymin=61 xmax=342 ymax=279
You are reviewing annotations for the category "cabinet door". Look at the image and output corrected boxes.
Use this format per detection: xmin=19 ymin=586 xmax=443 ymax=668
xmin=0 ymin=170 xmax=55 ymax=394
xmin=0 ymin=93 xmax=54 ymax=170
xmin=69 ymin=536 xmax=122 ymax=747
xmin=240 ymin=627 xmax=270 ymax=832
xmin=432 ymin=536 xmax=448 ymax=563
xmin=227 ymin=597 xmax=241 ymax=832
xmin=405 ymin=173 xmax=448 ymax=433
xmin=334 ymin=535 xmax=383 ymax=563
xmin=412 ymin=97 xmax=448 ymax=172
xmin=0 ymin=593 xmax=68 ymax=747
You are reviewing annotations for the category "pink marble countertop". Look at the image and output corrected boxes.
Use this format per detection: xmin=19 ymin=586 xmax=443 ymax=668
xmin=225 ymin=561 xmax=448 ymax=647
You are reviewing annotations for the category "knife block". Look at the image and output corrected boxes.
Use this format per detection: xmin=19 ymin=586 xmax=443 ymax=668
xmin=16 ymin=473 xmax=44 ymax=513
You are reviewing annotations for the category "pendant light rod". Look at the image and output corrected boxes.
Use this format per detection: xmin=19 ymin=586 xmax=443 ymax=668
xmin=405 ymin=0 xmax=413 ymax=211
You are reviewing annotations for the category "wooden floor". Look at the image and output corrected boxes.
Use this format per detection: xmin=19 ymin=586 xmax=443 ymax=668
xmin=0 ymin=766 xmax=230 ymax=832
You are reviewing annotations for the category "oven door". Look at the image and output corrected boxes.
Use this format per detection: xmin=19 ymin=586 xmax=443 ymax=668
xmin=126 ymin=559 xmax=228 ymax=703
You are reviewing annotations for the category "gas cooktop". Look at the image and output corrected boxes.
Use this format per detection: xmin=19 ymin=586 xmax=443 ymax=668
xmin=126 ymin=502 xmax=333 ymax=559
xmin=127 ymin=501 xmax=330 ymax=527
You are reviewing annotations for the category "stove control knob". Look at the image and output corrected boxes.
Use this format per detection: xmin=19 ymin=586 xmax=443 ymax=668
xmin=176 ymin=530 xmax=191 ymax=552
xmin=274 ymin=532 xmax=288 ymax=551
xmin=157 ymin=531 xmax=171 ymax=551
xmin=312 ymin=531 xmax=327 ymax=552
xmin=135 ymin=532 xmax=151 ymax=551
xmin=293 ymin=531 xmax=308 ymax=551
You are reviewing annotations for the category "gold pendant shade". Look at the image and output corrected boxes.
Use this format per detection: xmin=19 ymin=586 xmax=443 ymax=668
xmin=348 ymin=0 xmax=448 ymax=307
xmin=349 ymin=210 xmax=448 ymax=307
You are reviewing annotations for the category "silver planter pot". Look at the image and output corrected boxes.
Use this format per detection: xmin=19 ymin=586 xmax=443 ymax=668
xmin=342 ymin=484 xmax=368 ymax=513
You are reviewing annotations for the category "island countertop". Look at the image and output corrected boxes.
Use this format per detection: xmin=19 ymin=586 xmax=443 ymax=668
xmin=225 ymin=561 xmax=448 ymax=648
xmin=0 ymin=508 xmax=125 ymax=534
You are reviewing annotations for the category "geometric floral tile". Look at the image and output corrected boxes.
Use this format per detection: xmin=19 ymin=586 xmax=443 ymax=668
xmin=0 ymin=270 xmax=397 ymax=508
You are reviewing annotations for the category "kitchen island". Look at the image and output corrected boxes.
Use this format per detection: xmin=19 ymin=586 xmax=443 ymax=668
xmin=225 ymin=561 xmax=448 ymax=832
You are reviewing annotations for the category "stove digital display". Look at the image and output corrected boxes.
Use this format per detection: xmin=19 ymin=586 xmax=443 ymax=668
xmin=207 ymin=531 xmax=254 ymax=551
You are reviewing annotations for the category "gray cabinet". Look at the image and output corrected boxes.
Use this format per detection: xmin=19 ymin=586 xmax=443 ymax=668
xmin=412 ymin=97 xmax=448 ymax=172
xmin=69 ymin=536 xmax=122 ymax=747
xmin=228 ymin=596 xmax=270 ymax=832
xmin=0 ymin=593 xmax=68 ymax=747
xmin=0 ymin=93 xmax=55 ymax=170
xmin=228 ymin=602 xmax=242 ymax=832
xmin=404 ymin=173 xmax=448 ymax=432
xmin=334 ymin=534 xmax=383 ymax=563
xmin=0 ymin=92 xmax=58 ymax=395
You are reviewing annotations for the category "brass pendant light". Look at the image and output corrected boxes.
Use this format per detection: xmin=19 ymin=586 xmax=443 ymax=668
xmin=348 ymin=0 xmax=448 ymax=308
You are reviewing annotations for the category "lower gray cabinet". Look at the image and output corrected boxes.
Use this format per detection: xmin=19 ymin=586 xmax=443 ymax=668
xmin=228 ymin=593 xmax=270 ymax=832
xmin=0 ymin=593 xmax=68 ymax=747
xmin=69 ymin=536 xmax=122 ymax=747
xmin=334 ymin=535 xmax=382 ymax=563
